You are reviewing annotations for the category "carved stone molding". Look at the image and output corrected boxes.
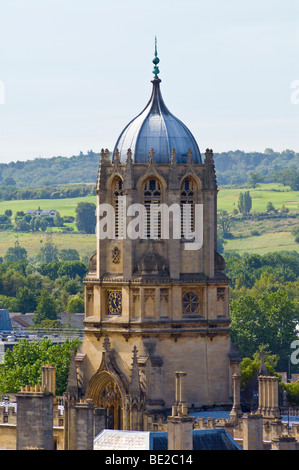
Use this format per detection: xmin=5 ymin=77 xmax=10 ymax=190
xmin=160 ymin=288 xmax=169 ymax=303
xmin=217 ymin=287 xmax=225 ymax=301
xmin=112 ymin=246 xmax=121 ymax=264
xmin=144 ymin=288 xmax=155 ymax=302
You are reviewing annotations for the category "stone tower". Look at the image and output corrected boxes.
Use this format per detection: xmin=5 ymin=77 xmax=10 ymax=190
xmin=77 ymin=44 xmax=240 ymax=430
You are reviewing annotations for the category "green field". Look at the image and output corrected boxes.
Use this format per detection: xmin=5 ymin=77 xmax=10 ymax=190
xmin=217 ymin=183 xmax=299 ymax=213
xmin=0 ymin=196 xmax=96 ymax=217
xmin=224 ymin=230 xmax=299 ymax=255
xmin=0 ymin=183 xmax=298 ymax=258
xmin=0 ymin=230 xmax=96 ymax=260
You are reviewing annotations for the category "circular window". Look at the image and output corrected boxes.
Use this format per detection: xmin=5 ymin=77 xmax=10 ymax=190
xmin=182 ymin=291 xmax=199 ymax=314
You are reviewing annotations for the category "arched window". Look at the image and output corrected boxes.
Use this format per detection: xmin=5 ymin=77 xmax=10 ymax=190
xmin=180 ymin=177 xmax=195 ymax=238
xmin=112 ymin=176 xmax=124 ymax=238
xmin=143 ymin=178 xmax=162 ymax=239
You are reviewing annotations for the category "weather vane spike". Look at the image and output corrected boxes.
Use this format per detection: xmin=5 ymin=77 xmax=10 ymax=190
xmin=152 ymin=36 xmax=160 ymax=79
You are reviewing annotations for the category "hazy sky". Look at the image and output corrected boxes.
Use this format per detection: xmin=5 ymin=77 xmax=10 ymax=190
xmin=0 ymin=0 xmax=298 ymax=163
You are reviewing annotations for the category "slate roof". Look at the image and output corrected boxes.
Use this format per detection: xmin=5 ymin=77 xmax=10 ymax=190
xmin=113 ymin=77 xmax=201 ymax=165
xmin=93 ymin=429 xmax=242 ymax=450
xmin=0 ymin=310 xmax=12 ymax=331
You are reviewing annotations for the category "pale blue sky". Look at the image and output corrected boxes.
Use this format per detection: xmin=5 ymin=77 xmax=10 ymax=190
xmin=0 ymin=0 xmax=298 ymax=163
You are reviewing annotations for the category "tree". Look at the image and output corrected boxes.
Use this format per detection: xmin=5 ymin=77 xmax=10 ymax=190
xmin=54 ymin=211 xmax=64 ymax=227
xmin=271 ymin=168 xmax=296 ymax=187
xmin=16 ymin=287 xmax=37 ymax=314
xmin=1 ymin=268 xmax=26 ymax=297
xmin=67 ymin=294 xmax=84 ymax=313
xmin=15 ymin=219 xmax=30 ymax=232
xmin=289 ymin=171 xmax=299 ymax=191
xmin=0 ymin=214 xmax=12 ymax=227
xmin=248 ymin=172 xmax=263 ymax=188
xmin=240 ymin=349 xmax=278 ymax=390
xmin=59 ymin=248 xmax=80 ymax=261
xmin=230 ymin=289 xmax=298 ymax=370
xmin=217 ymin=210 xmax=234 ymax=238
xmin=57 ymin=261 xmax=88 ymax=280
xmin=37 ymin=237 xmax=59 ymax=263
xmin=75 ymin=202 xmax=96 ymax=234
xmin=0 ymin=294 xmax=18 ymax=311
xmin=266 ymin=201 xmax=275 ymax=212
xmin=2 ymin=176 xmax=16 ymax=186
xmin=238 ymin=191 xmax=252 ymax=215
xmin=0 ymin=337 xmax=81 ymax=395
xmin=4 ymin=243 xmax=27 ymax=262
xmin=33 ymin=290 xmax=59 ymax=324
xmin=281 ymin=381 xmax=299 ymax=406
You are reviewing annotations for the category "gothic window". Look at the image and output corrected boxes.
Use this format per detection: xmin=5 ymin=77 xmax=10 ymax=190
xmin=143 ymin=178 xmax=162 ymax=239
xmin=112 ymin=176 xmax=124 ymax=238
xmin=180 ymin=177 xmax=195 ymax=238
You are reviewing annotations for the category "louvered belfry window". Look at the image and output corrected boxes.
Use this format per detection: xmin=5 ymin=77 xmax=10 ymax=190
xmin=143 ymin=178 xmax=162 ymax=239
xmin=113 ymin=176 xmax=124 ymax=239
xmin=180 ymin=178 xmax=195 ymax=239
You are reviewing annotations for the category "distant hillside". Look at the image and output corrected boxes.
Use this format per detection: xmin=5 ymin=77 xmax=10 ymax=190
xmin=0 ymin=151 xmax=101 ymax=188
xmin=0 ymin=148 xmax=298 ymax=188
xmin=213 ymin=148 xmax=299 ymax=185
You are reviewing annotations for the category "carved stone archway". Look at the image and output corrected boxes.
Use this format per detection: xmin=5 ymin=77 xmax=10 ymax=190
xmin=87 ymin=370 xmax=124 ymax=429
xmin=85 ymin=336 xmax=129 ymax=430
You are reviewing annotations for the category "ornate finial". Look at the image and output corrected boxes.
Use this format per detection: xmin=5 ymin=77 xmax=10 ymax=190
xmin=152 ymin=36 xmax=160 ymax=78
xmin=104 ymin=148 xmax=110 ymax=162
xmin=100 ymin=148 xmax=105 ymax=161
xmin=187 ymin=148 xmax=192 ymax=165
xmin=114 ymin=148 xmax=120 ymax=162
xmin=205 ymin=148 xmax=214 ymax=161
xmin=149 ymin=148 xmax=155 ymax=161
xmin=126 ymin=148 xmax=133 ymax=162
xmin=129 ymin=345 xmax=142 ymax=398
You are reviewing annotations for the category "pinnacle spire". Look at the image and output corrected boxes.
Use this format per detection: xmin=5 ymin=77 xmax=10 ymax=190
xmin=152 ymin=36 xmax=160 ymax=79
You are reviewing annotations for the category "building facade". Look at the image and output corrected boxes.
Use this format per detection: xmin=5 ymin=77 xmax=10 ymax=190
xmin=76 ymin=48 xmax=240 ymax=430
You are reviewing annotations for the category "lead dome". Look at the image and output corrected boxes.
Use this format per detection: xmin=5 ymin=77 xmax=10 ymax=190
xmin=113 ymin=46 xmax=201 ymax=165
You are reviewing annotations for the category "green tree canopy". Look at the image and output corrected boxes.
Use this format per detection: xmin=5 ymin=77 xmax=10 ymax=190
xmin=33 ymin=290 xmax=59 ymax=324
xmin=37 ymin=238 xmax=59 ymax=263
xmin=59 ymin=248 xmax=80 ymax=261
xmin=75 ymin=201 xmax=96 ymax=234
xmin=238 ymin=191 xmax=252 ymax=215
xmin=0 ymin=337 xmax=81 ymax=395
xmin=16 ymin=286 xmax=37 ymax=314
xmin=4 ymin=243 xmax=27 ymax=263
xmin=67 ymin=294 xmax=84 ymax=313
xmin=230 ymin=289 xmax=298 ymax=370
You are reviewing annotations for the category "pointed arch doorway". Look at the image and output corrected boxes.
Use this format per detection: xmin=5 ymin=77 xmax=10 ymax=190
xmin=86 ymin=370 xmax=125 ymax=430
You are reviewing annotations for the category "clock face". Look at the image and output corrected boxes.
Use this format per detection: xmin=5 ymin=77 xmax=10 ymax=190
xmin=182 ymin=291 xmax=199 ymax=314
xmin=107 ymin=291 xmax=122 ymax=315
